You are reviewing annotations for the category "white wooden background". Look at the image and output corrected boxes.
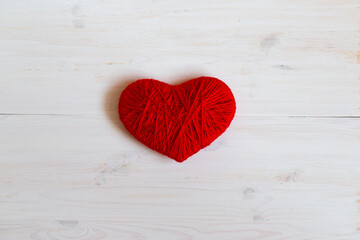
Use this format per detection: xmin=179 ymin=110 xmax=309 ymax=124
xmin=1 ymin=0 xmax=360 ymax=239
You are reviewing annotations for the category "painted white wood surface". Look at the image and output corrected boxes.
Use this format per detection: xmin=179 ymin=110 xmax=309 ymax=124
xmin=0 ymin=0 xmax=359 ymax=239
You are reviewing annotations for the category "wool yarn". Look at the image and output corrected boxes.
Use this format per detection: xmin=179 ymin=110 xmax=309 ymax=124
xmin=118 ymin=76 xmax=236 ymax=162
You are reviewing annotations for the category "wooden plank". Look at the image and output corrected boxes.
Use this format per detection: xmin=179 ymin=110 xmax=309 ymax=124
xmin=0 ymin=0 xmax=359 ymax=116
xmin=0 ymin=115 xmax=359 ymax=239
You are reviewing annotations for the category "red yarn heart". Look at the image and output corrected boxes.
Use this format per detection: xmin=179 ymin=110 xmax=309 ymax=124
xmin=118 ymin=76 xmax=236 ymax=162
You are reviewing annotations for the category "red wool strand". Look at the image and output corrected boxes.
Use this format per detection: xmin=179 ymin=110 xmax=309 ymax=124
xmin=118 ymin=76 xmax=236 ymax=162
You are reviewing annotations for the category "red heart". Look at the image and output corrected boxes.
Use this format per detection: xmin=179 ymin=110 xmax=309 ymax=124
xmin=118 ymin=76 xmax=236 ymax=162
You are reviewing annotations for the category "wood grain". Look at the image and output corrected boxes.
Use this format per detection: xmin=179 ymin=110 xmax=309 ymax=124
xmin=0 ymin=0 xmax=360 ymax=239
